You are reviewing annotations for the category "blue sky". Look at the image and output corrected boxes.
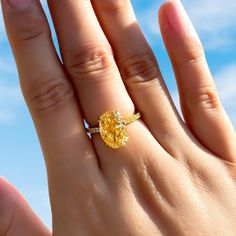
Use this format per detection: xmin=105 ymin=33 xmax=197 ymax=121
xmin=0 ymin=0 xmax=236 ymax=228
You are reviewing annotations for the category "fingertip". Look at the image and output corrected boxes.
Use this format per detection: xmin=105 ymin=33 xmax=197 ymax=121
xmin=159 ymin=0 xmax=200 ymax=43
xmin=158 ymin=1 xmax=178 ymax=41
xmin=7 ymin=0 xmax=34 ymax=10
xmin=158 ymin=0 xmax=176 ymax=20
xmin=158 ymin=0 xmax=170 ymax=22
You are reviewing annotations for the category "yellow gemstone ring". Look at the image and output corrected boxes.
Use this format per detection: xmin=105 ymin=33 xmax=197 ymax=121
xmin=86 ymin=111 xmax=141 ymax=149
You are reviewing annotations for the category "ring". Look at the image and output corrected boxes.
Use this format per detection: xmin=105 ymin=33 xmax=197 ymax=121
xmin=86 ymin=111 xmax=141 ymax=149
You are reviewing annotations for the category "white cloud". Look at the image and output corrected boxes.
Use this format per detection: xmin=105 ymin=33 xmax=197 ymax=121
xmin=0 ymin=57 xmax=17 ymax=75
xmin=215 ymin=64 xmax=236 ymax=106
xmin=136 ymin=0 xmax=236 ymax=50
xmin=135 ymin=1 xmax=162 ymax=45
xmin=215 ymin=64 xmax=236 ymax=127
xmin=0 ymin=109 xmax=15 ymax=123
xmin=0 ymin=84 xmax=22 ymax=102
xmin=184 ymin=0 xmax=236 ymax=49
xmin=0 ymin=51 xmax=21 ymax=126
xmin=0 ymin=84 xmax=24 ymax=124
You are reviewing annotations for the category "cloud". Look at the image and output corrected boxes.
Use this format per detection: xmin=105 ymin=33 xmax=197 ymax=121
xmin=0 ymin=83 xmax=24 ymax=124
xmin=0 ymin=57 xmax=17 ymax=75
xmin=215 ymin=64 xmax=236 ymax=127
xmin=134 ymin=1 xmax=162 ymax=45
xmin=0 ymin=109 xmax=15 ymax=123
xmin=215 ymin=64 xmax=236 ymax=105
xmin=0 ymin=84 xmax=22 ymax=102
xmin=135 ymin=0 xmax=236 ymax=50
xmin=184 ymin=0 xmax=236 ymax=49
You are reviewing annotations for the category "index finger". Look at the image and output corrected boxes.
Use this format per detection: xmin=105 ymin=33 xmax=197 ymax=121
xmin=1 ymin=0 xmax=101 ymax=195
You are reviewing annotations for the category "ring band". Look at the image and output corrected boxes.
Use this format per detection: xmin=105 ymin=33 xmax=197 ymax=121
xmin=86 ymin=111 xmax=141 ymax=149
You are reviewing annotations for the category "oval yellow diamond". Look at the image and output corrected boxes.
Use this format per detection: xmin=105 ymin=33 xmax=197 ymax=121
xmin=99 ymin=111 xmax=128 ymax=149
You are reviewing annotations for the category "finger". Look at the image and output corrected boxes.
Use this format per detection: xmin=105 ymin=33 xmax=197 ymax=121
xmin=1 ymin=0 xmax=102 ymax=208
xmin=159 ymin=0 xmax=236 ymax=162
xmin=0 ymin=177 xmax=50 ymax=236
xmin=91 ymin=0 xmax=192 ymax=158
xmin=47 ymin=0 xmax=134 ymax=125
xmin=47 ymin=0 xmax=165 ymax=174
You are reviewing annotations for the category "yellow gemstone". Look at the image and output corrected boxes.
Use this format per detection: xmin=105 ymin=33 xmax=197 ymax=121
xmin=99 ymin=111 xmax=128 ymax=149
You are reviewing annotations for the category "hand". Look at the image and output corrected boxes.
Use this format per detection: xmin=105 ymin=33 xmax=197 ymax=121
xmin=0 ymin=178 xmax=50 ymax=235
xmin=1 ymin=0 xmax=236 ymax=235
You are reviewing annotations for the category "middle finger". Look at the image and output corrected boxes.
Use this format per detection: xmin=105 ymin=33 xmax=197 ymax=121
xmin=47 ymin=0 xmax=165 ymax=176
xmin=47 ymin=0 xmax=133 ymax=123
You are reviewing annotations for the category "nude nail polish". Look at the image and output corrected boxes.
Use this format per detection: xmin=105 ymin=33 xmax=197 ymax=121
xmin=165 ymin=0 xmax=200 ymax=41
xmin=7 ymin=0 xmax=34 ymax=10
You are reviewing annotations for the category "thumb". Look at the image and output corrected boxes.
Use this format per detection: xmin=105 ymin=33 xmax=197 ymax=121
xmin=0 ymin=177 xmax=51 ymax=236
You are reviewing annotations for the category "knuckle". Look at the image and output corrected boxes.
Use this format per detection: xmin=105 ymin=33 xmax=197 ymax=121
xmin=16 ymin=25 xmax=50 ymax=43
xmin=67 ymin=44 xmax=114 ymax=79
xmin=11 ymin=12 xmax=50 ymax=43
xmin=120 ymin=52 xmax=161 ymax=88
xmin=99 ymin=0 xmax=128 ymax=15
xmin=181 ymin=39 xmax=205 ymax=66
xmin=189 ymin=87 xmax=220 ymax=111
xmin=27 ymin=72 xmax=73 ymax=112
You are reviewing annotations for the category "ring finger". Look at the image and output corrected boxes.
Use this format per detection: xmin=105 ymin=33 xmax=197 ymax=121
xmin=47 ymin=0 xmax=166 ymax=177
xmin=91 ymin=0 xmax=193 ymax=159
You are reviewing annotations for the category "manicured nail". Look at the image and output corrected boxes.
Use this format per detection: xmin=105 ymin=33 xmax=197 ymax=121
xmin=165 ymin=0 xmax=200 ymax=41
xmin=7 ymin=0 xmax=34 ymax=10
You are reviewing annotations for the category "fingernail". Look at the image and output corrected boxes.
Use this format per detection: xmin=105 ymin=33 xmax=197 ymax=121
xmin=7 ymin=0 xmax=34 ymax=10
xmin=165 ymin=0 xmax=200 ymax=41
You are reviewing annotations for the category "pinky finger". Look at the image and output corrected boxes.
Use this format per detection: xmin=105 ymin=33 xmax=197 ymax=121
xmin=159 ymin=0 xmax=236 ymax=162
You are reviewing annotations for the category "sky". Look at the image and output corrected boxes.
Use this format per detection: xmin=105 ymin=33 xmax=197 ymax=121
xmin=0 ymin=0 xmax=236 ymax=228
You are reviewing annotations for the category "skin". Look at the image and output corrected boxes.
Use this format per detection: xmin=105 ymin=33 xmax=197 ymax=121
xmin=0 ymin=0 xmax=236 ymax=235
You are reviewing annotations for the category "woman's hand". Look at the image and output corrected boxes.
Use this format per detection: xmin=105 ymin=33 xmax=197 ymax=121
xmin=0 ymin=178 xmax=50 ymax=236
xmin=1 ymin=0 xmax=236 ymax=235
